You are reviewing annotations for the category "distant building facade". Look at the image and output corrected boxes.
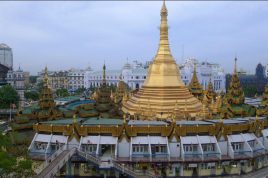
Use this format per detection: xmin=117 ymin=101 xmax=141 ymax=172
xmin=0 ymin=43 xmax=13 ymax=69
xmin=180 ymin=59 xmax=226 ymax=93
xmin=6 ymin=67 xmax=28 ymax=107
xmin=84 ymin=59 xmax=226 ymax=92
xmin=0 ymin=63 xmax=9 ymax=86
xmin=84 ymin=61 xmax=147 ymax=90
xmin=68 ymin=68 xmax=90 ymax=91
xmin=37 ymin=67 xmax=91 ymax=91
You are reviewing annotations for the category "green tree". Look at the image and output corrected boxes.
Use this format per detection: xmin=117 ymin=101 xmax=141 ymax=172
xmin=0 ymin=85 xmax=19 ymax=109
xmin=15 ymin=159 xmax=34 ymax=177
xmin=56 ymin=88 xmax=69 ymax=97
xmin=29 ymin=76 xmax=37 ymax=84
xmin=74 ymin=87 xmax=86 ymax=95
xmin=25 ymin=91 xmax=39 ymax=101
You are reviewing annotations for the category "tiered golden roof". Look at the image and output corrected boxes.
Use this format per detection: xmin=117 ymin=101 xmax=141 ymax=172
xmin=206 ymin=79 xmax=216 ymax=103
xmin=258 ymin=84 xmax=268 ymax=116
xmin=188 ymin=63 xmax=203 ymax=100
xmin=122 ymin=1 xmax=202 ymax=120
xmin=39 ymin=66 xmax=56 ymax=110
xmin=220 ymin=58 xmax=256 ymax=118
xmin=95 ymin=64 xmax=112 ymax=112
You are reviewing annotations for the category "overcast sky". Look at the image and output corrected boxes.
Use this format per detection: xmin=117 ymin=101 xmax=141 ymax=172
xmin=0 ymin=1 xmax=268 ymax=75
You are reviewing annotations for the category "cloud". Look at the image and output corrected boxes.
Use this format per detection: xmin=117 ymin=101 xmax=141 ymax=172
xmin=0 ymin=1 xmax=267 ymax=74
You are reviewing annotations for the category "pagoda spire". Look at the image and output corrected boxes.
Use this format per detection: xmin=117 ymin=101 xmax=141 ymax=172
xmin=234 ymin=57 xmax=237 ymax=74
xmin=102 ymin=62 xmax=106 ymax=86
xmin=44 ymin=66 xmax=49 ymax=87
xmin=155 ymin=0 xmax=172 ymax=61
xmin=188 ymin=63 xmax=203 ymax=100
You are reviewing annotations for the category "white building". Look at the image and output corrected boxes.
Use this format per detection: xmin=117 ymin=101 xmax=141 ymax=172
xmin=0 ymin=43 xmax=13 ymax=70
xmin=6 ymin=67 xmax=27 ymax=107
xmin=67 ymin=68 xmax=90 ymax=91
xmin=180 ymin=59 xmax=226 ymax=93
xmin=84 ymin=59 xmax=226 ymax=92
xmin=84 ymin=61 xmax=147 ymax=90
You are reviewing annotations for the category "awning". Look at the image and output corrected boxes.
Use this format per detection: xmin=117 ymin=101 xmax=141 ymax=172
xmin=81 ymin=136 xmax=118 ymax=145
xmin=35 ymin=134 xmax=51 ymax=142
xmin=149 ymin=136 xmax=167 ymax=144
xmin=181 ymin=136 xmax=198 ymax=144
xmin=242 ymin=133 xmax=256 ymax=141
xmin=132 ymin=136 xmax=149 ymax=144
xmin=198 ymin=136 xmax=217 ymax=144
xmin=81 ymin=136 xmax=99 ymax=144
xmin=51 ymin=135 xmax=68 ymax=143
xmin=100 ymin=136 xmax=118 ymax=144
xmin=228 ymin=134 xmax=244 ymax=143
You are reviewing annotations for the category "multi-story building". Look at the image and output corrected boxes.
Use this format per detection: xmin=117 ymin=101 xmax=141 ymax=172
xmin=6 ymin=67 xmax=28 ymax=107
xmin=84 ymin=61 xmax=147 ymax=90
xmin=180 ymin=59 xmax=226 ymax=93
xmin=0 ymin=43 xmax=13 ymax=70
xmin=68 ymin=68 xmax=88 ymax=91
xmin=37 ymin=70 xmax=68 ymax=91
xmin=0 ymin=63 xmax=9 ymax=86
xmin=84 ymin=59 xmax=226 ymax=92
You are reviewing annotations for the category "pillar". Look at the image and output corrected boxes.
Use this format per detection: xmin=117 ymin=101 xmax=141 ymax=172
xmin=66 ymin=160 xmax=72 ymax=178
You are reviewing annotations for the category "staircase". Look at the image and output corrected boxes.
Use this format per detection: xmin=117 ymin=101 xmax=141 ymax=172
xmin=35 ymin=148 xmax=76 ymax=178
xmin=36 ymin=148 xmax=159 ymax=178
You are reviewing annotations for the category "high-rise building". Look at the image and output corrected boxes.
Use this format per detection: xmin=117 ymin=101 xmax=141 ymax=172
xmin=0 ymin=43 xmax=13 ymax=69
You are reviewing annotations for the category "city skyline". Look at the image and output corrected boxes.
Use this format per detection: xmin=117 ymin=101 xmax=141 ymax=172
xmin=1 ymin=1 xmax=268 ymax=74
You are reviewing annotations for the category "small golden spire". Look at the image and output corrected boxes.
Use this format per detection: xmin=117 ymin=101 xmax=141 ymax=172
xmin=156 ymin=0 xmax=172 ymax=60
xmin=102 ymin=62 xmax=106 ymax=86
xmin=234 ymin=57 xmax=237 ymax=74
xmin=44 ymin=66 xmax=49 ymax=87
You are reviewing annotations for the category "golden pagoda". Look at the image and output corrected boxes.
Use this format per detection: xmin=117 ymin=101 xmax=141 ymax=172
xmin=122 ymin=1 xmax=202 ymax=120
xmin=258 ymin=84 xmax=268 ymax=116
xmin=39 ymin=66 xmax=56 ymax=110
xmin=188 ymin=63 xmax=203 ymax=100
xmin=36 ymin=66 xmax=62 ymax=121
xmin=220 ymin=58 xmax=256 ymax=118
xmin=95 ymin=64 xmax=112 ymax=112
xmin=206 ymin=79 xmax=215 ymax=104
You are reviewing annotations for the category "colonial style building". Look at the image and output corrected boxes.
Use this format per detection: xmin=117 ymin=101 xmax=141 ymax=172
xmin=37 ymin=67 xmax=91 ymax=91
xmin=84 ymin=59 xmax=225 ymax=92
xmin=6 ymin=67 xmax=29 ymax=107
xmin=68 ymin=68 xmax=92 ymax=91
xmin=180 ymin=59 xmax=226 ymax=93
xmin=84 ymin=61 xmax=147 ymax=90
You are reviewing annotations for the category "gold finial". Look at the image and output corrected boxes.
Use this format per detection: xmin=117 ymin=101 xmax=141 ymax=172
xmin=44 ymin=66 xmax=49 ymax=87
xmin=234 ymin=57 xmax=237 ymax=74
xmin=161 ymin=0 xmax=167 ymax=16
xmin=156 ymin=0 xmax=172 ymax=59
xmin=102 ymin=62 xmax=106 ymax=85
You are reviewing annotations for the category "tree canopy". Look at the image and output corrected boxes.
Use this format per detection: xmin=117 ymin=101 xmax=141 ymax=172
xmin=0 ymin=85 xmax=19 ymax=109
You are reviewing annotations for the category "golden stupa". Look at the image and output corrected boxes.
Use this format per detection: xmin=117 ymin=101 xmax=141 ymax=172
xmin=122 ymin=1 xmax=202 ymax=120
